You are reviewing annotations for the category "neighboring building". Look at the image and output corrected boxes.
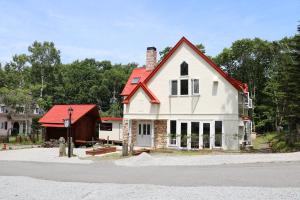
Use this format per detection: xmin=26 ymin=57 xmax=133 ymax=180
xmin=39 ymin=104 xmax=100 ymax=145
xmin=0 ymin=104 xmax=42 ymax=136
xmin=99 ymin=117 xmax=123 ymax=142
xmin=121 ymin=37 xmax=252 ymax=150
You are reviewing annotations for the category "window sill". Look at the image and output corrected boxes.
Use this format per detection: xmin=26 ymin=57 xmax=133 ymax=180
xmin=169 ymin=94 xmax=200 ymax=97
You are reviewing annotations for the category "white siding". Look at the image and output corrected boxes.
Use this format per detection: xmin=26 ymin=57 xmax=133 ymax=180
xmin=99 ymin=121 xmax=123 ymax=141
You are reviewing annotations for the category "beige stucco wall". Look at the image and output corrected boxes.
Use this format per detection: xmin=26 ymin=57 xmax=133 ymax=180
xmin=124 ymin=43 xmax=239 ymax=119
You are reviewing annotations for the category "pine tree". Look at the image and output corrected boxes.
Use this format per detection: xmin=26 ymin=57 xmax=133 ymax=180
xmin=283 ymin=24 xmax=300 ymax=144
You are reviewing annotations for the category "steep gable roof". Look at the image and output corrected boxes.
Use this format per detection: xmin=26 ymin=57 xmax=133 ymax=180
xmin=121 ymin=67 xmax=152 ymax=96
xmin=39 ymin=104 xmax=99 ymax=127
xmin=123 ymin=37 xmax=248 ymax=104
xmin=123 ymin=82 xmax=160 ymax=104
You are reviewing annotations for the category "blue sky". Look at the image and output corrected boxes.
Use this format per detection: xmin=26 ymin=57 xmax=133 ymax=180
xmin=0 ymin=0 xmax=299 ymax=65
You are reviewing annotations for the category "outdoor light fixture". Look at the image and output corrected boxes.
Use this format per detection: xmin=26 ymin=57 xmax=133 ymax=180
xmin=67 ymin=106 xmax=73 ymax=158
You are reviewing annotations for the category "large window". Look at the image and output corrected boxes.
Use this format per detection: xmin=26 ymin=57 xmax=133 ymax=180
xmin=170 ymin=120 xmax=177 ymax=145
xmin=192 ymin=79 xmax=199 ymax=95
xmin=100 ymin=123 xmax=112 ymax=131
xmin=180 ymin=79 xmax=189 ymax=95
xmin=191 ymin=122 xmax=200 ymax=148
xmin=180 ymin=123 xmax=188 ymax=148
xmin=180 ymin=61 xmax=188 ymax=76
xmin=171 ymin=80 xmax=178 ymax=95
xmin=215 ymin=121 xmax=222 ymax=147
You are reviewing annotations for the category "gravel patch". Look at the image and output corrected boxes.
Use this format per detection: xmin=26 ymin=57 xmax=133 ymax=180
xmin=0 ymin=148 xmax=93 ymax=164
xmin=115 ymin=152 xmax=300 ymax=167
xmin=0 ymin=176 xmax=299 ymax=200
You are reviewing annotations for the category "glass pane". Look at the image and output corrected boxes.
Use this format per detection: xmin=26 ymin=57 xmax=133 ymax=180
xmin=143 ymin=124 xmax=146 ymax=135
xmin=139 ymin=124 xmax=142 ymax=135
xmin=147 ymin=124 xmax=151 ymax=135
xmin=180 ymin=79 xmax=188 ymax=95
xmin=191 ymin=122 xmax=199 ymax=148
xmin=203 ymin=123 xmax=210 ymax=148
xmin=180 ymin=123 xmax=188 ymax=147
xmin=180 ymin=62 xmax=188 ymax=76
xmin=171 ymin=80 xmax=178 ymax=95
xmin=170 ymin=120 xmax=176 ymax=145
xmin=215 ymin=121 xmax=222 ymax=147
xmin=193 ymin=79 xmax=199 ymax=94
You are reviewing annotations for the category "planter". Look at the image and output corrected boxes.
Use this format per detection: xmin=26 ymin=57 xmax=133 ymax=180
xmin=86 ymin=146 xmax=116 ymax=156
xmin=133 ymin=149 xmax=151 ymax=156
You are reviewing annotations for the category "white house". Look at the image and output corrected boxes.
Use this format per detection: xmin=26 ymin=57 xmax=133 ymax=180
xmin=99 ymin=117 xmax=123 ymax=142
xmin=121 ymin=37 xmax=252 ymax=150
xmin=0 ymin=104 xmax=42 ymax=137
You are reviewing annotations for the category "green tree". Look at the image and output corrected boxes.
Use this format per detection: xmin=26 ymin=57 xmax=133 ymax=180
xmin=28 ymin=41 xmax=61 ymax=98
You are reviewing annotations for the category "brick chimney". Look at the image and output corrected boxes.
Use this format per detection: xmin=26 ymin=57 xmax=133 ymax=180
xmin=146 ymin=47 xmax=157 ymax=71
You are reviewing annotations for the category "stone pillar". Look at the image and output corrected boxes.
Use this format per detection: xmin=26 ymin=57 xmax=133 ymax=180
xmin=154 ymin=120 xmax=167 ymax=148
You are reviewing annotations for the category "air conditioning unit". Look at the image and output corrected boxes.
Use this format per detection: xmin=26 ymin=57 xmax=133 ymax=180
xmin=248 ymin=99 xmax=253 ymax=109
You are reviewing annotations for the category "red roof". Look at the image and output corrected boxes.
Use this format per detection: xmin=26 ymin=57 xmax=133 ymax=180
xmin=39 ymin=104 xmax=99 ymax=127
xmin=100 ymin=117 xmax=123 ymax=121
xmin=120 ymin=67 xmax=152 ymax=96
xmin=122 ymin=37 xmax=248 ymax=104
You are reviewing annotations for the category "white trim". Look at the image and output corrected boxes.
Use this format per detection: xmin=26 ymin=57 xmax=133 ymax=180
xmin=151 ymin=120 xmax=154 ymax=148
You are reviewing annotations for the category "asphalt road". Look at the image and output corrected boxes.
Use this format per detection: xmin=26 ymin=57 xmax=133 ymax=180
xmin=0 ymin=160 xmax=300 ymax=187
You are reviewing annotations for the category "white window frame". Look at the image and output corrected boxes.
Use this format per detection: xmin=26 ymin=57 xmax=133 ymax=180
xmin=191 ymin=79 xmax=200 ymax=95
xmin=170 ymin=80 xmax=178 ymax=96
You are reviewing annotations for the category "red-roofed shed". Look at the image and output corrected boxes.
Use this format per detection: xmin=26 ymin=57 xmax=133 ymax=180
xmin=39 ymin=104 xmax=100 ymax=145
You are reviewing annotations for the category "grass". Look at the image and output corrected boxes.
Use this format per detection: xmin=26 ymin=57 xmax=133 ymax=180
xmin=253 ymin=132 xmax=300 ymax=152
xmin=0 ymin=134 xmax=43 ymax=146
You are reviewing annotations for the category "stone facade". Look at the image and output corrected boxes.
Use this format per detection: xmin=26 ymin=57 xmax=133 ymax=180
xmin=154 ymin=120 xmax=167 ymax=148
xmin=122 ymin=119 xmax=167 ymax=148
xmin=122 ymin=119 xmax=129 ymax=143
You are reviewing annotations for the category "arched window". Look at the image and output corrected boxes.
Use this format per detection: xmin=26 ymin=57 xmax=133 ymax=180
xmin=180 ymin=61 xmax=188 ymax=76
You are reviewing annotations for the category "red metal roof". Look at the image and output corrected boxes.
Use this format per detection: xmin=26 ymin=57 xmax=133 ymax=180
xmin=100 ymin=117 xmax=123 ymax=121
xmin=122 ymin=37 xmax=248 ymax=104
xmin=123 ymin=82 xmax=160 ymax=104
xmin=39 ymin=104 xmax=99 ymax=126
xmin=120 ymin=67 xmax=152 ymax=96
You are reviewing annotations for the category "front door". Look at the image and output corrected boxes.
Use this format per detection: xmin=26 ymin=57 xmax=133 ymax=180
xmin=202 ymin=122 xmax=211 ymax=149
xmin=136 ymin=123 xmax=151 ymax=147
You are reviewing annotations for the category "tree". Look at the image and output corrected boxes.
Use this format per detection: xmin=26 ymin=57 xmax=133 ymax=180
xmin=281 ymin=25 xmax=300 ymax=144
xmin=28 ymin=41 xmax=61 ymax=98
xmin=214 ymin=38 xmax=274 ymax=132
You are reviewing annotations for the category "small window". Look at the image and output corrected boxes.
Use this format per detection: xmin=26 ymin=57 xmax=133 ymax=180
xmin=4 ymin=122 xmax=7 ymax=130
xmin=131 ymin=77 xmax=140 ymax=84
xmin=100 ymin=123 xmax=112 ymax=131
xmin=171 ymin=80 xmax=178 ymax=95
xmin=180 ymin=79 xmax=189 ymax=95
xmin=0 ymin=106 xmax=6 ymax=113
xmin=180 ymin=61 xmax=188 ymax=76
xmin=192 ymin=79 xmax=199 ymax=95
xmin=212 ymin=81 xmax=218 ymax=96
